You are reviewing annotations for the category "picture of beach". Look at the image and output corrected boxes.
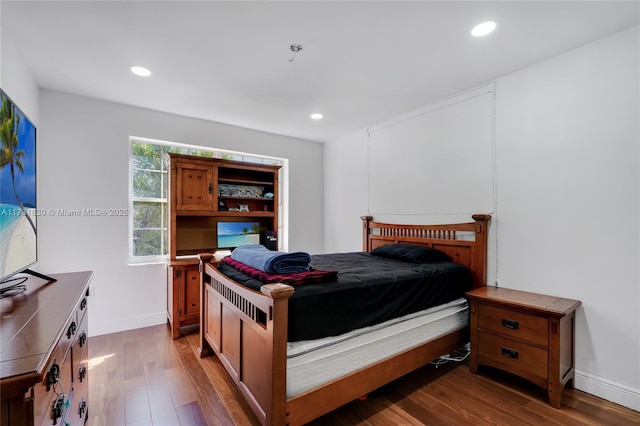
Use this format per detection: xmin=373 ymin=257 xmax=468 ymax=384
xmin=217 ymin=222 xmax=260 ymax=248
xmin=1 ymin=206 xmax=37 ymax=278
xmin=1 ymin=90 xmax=38 ymax=280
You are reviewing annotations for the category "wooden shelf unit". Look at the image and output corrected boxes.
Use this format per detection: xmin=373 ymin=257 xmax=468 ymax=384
xmin=166 ymin=153 xmax=280 ymax=259
xmin=165 ymin=153 xmax=280 ymax=338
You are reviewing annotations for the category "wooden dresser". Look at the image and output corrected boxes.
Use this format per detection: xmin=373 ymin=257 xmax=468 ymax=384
xmin=466 ymin=286 xmax=581 ymax=408
xmin=1 ymin=271 xmax=92 ymax=426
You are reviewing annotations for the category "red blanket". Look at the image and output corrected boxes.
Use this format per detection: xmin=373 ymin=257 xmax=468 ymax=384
xmin=220 ymin=256 xmax=337 ymax=286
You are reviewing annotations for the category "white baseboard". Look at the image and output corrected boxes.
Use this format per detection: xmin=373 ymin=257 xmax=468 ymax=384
xmin=89 ymin=312 xmax=167 ymax=337
xmin=575 ymin=369 xmax=640 ymax=412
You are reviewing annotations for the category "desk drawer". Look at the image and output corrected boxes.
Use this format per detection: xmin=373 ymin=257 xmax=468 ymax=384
xmin=477 ymin=331 xmax=548 ymax=389
xmin=478 ymin=304 xmax=548 ymax=347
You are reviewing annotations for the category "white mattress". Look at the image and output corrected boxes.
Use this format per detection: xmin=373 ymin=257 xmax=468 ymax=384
xmin=286 ymin=297 xmax=469 ymax=398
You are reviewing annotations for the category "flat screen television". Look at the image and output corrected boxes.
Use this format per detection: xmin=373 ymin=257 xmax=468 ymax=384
xmin=0 ymin=89 xmax=38 ymax=283
xmin=217 ymin=221 xmax=260 ymax=250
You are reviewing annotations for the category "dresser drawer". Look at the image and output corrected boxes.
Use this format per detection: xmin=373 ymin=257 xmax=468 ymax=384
xmin=75 ymin=291 xmax=89 ymax=325
xmin=34 ymin=345 xmax=73 ymax=426
xmin=477 ymin=331 xmax=548 ymax=389
xmin=478 ymin=304 xmax=548 ymax=347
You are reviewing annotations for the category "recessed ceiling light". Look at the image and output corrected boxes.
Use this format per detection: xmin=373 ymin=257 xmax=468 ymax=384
xmin=310 ymin=113 xmax=323 ymax=120
xmin=130 ymin=66 xmax=152 ymax=77
xmin=471 ymin=21 xmax=497 ymax=37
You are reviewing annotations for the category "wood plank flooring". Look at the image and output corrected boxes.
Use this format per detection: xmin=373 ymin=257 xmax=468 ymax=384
xmin=88 ymin=324 xmax=640 ymax=425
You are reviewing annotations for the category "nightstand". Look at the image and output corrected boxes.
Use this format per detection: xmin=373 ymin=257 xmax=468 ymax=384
xmin=466 ymin=286 xmax=581 ymax=408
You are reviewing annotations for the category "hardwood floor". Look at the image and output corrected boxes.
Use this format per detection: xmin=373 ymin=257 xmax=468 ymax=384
xmin=88 ymin=324 xmax=640 ymax=425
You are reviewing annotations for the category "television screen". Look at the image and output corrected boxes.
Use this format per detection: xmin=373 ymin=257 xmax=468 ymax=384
xmin=217 ymin=221 xmax=260 ymax=249
xmin=0 ymin=90 xmax=37 ymax=282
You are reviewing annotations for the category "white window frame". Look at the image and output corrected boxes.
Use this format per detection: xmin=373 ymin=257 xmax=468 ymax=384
xmin=129 ymin=136 xmax=287 ymax=264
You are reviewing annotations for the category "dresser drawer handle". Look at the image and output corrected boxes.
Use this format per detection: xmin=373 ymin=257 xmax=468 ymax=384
xmin=501 ymin=346 xmax=519 ymax=359
xmin=502 ymin=318 xmax=519 ymax=330
xmin=46 ymin=362 xmax=60 ymax=391
xmin=67 ymin=320 xmax=77 ymax=338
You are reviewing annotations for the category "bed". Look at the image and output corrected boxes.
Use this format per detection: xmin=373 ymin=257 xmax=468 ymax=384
xmin=197 ymin=214 xmax=490 ymax=425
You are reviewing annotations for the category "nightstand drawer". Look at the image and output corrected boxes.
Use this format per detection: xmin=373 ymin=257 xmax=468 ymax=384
xmin=477 ymin=331 xmax=548 ymax=389
xmin=478 ymin=304 xmax=548 ymax=347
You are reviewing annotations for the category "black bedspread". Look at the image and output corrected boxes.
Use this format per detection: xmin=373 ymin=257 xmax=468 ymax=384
xmin=216 ymin=252 xmax=473 ymax=342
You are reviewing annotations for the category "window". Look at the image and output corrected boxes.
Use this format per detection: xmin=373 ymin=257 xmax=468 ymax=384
xmin=129 ymin=137 xmax=286 ymax=263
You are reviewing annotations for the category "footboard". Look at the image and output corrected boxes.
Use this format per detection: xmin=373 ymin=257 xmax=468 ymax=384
xmin=198 ymin=254 xmax=293 ymax=425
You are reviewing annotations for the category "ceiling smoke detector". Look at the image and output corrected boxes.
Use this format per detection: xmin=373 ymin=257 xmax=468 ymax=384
xmin=288 ymin=44 xmax=303 ymax=62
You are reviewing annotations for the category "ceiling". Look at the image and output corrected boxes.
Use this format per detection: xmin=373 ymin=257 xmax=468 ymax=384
xmin=2 ymin=1 xmax=638 ymax=143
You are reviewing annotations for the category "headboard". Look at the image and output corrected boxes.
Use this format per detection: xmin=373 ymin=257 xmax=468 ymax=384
xmin=361 ymin=214 xmax=491 ymax=288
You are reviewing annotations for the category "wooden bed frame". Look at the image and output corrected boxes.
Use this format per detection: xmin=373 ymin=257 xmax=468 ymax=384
xmin=197 ymin=214 xmax=491 ymax=425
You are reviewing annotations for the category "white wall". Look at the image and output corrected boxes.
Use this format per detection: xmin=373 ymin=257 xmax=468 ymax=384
xmin=323 ymin=129 xmax=369 ymax=253
xmin=1 ymin=34 xmax=39 ymax=126
xmin=495 ymin=26 xmax=639 ymax=410
xmin=324 ymin=26 xmax=639 ymax=410
xmin=37 ymin=90 xmax=324 ymax=336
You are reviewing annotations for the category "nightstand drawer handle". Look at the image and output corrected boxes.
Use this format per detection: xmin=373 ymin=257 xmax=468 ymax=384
xmin=501 ymin=346 xmax=519 ymax=359
xmin=502 ymin=318 xmax=519 ymax=330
